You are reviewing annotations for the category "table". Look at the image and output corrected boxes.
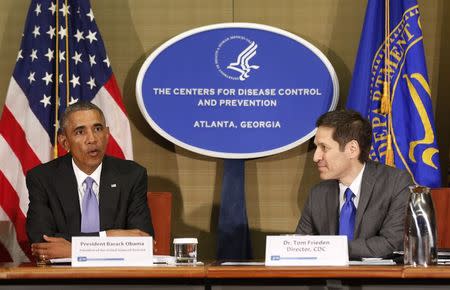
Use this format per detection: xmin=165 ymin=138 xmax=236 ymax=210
xmin=2 ymin=263 xmax=450 ymax=290
xmin=0 ymin=263 xmax=205 ymax=290
xmin=206 ymin=264 xmax=450 ymax=290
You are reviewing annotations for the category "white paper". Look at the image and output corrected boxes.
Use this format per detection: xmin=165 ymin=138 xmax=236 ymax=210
xmin=265 ymin=235 xmax=349 ymax=266
xmin=349 ymin=259 xmax=396 ymax=265
xmin=153 ymin=255 xmax=176 ymax=265
xmin=49 ymin=258 xmax=71 ymax=264
xmin=221 ymin=262 xmax=265 ymax=266
xmin=50 ymin=255 xmax=177 ymax=266
xmin=72 ymin=236 xmax=153 ymax=267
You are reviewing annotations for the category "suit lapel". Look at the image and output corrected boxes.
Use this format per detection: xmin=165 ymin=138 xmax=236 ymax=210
xmin=354 ymin=161 xmax=377 ymax=237
xmin=326 ymin=181 xmax=339 ymax=235
xmin=99 ymin=156 xmax=120 ymax=230
xmin=55 ymin=154 xmax=81 ymax=233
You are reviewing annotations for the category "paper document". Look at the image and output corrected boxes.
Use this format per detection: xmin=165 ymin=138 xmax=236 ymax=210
xmin=153 ymin=255 xmax=176 ymax=265
xmin=49 ymin=255 xmax=177 ymax=265
xmin=49 ymin=258 xmax=71 ymax=264
xmin=221 ymin=261 xmax=265 ymax=266
xmin=349 ymin=258 xmax=396 ymax=265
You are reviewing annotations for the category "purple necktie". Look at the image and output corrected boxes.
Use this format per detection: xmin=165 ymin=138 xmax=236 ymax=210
xmin=81 ymin=177 xmax=99 ymax=233
xmin=339 ymin=188 xmax=356 ymax=240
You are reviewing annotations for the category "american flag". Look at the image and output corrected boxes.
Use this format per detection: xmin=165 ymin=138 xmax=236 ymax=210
xmin=0 ymin=0 xmax=133 ymax=262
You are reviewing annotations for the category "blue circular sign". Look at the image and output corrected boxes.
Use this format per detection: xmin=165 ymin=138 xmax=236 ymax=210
xmin=136 ymin=23 xmax=338 ymax=159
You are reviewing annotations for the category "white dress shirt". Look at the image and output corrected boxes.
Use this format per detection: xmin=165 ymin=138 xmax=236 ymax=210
xmin=339 ymin=163 xmax=366 ymax=211
xmin=72 ymin=159 xmax=106 ymax=237
xmin=72 ymin=159 xmax=102 ymax=211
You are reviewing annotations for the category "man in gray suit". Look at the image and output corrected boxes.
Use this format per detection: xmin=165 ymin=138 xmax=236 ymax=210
xmin=296 ymin=110 xmax=412 ymax=259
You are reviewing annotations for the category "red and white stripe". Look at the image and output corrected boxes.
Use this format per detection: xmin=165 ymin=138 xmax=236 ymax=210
xmin=93 ymin=75 xmax=133 ymax=160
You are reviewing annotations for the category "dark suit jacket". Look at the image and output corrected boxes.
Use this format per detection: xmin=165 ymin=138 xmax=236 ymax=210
xmin=26 ymin=154 xmax=154 ymax=243
xmin=296 ymin=161 xmax=412 ymax=259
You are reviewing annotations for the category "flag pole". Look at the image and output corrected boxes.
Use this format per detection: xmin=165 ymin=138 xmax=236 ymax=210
xmin=382 ymin=0 xmax=394 ymax=166
xmin=382 ymin=0 xmax=390 ymax=114
xmin=65 ymin=0 xmax=70 ymax=106
xmin=53 ymin=0 xmax=60 ymax=159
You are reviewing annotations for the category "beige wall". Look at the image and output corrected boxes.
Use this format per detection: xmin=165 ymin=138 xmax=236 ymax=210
xmin=1 ymin=0 xmax=449 ymax=260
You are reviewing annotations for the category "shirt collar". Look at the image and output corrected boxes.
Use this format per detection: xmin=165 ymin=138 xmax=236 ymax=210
xmin=339 ymin=163 xmax=366 ymax=199
xmin=72 ymin=159 xmax=102 ymax=188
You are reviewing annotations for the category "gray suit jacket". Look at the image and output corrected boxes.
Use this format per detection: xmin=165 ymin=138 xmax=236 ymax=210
xmin=26 ymin=154 xmax=154 ymax=243
xmin=296 ymin=161 xmax=412 ymax=259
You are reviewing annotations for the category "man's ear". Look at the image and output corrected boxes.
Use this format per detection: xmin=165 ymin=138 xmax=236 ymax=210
xmin=57 ymin=133 xmax=69 ymax=152
xmin=105 ymin=126 xmax=110 ymax=139
xmin=346 ymin=140 xmax=360 ymax=159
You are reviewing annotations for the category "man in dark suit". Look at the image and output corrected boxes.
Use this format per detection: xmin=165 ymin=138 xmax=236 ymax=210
xmin=26 ymin=101 xmax=153 ymax=260
xmin=296 ymin=110 xmax=412 ymax=259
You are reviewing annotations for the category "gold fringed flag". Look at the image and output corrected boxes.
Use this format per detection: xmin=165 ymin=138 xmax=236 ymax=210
xmin=347 ymin=0 xmax=441 ymax=187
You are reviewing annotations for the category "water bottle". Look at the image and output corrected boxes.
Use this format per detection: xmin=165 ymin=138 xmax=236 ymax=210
xmin=403 ymin=185 xmax=437 ymax=266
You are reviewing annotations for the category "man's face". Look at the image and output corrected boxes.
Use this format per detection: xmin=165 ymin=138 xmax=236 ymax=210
xmin=313 ymin=126 xmax=354 ymax=182
xmin=58 ymin=109 xmax=109 ymax=174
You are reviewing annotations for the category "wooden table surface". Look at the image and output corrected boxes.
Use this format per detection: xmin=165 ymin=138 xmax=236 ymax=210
xmin=0 ymin=263 xmax=206 ymax=280
xmin=1 ymin=263 xmax=450 ymax=280
xmin=206 ymin=265 xmax=405 ymax=279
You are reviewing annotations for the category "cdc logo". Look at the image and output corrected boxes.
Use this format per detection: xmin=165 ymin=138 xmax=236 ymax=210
xmin=215 ymin=35 xmax=260 ymax=81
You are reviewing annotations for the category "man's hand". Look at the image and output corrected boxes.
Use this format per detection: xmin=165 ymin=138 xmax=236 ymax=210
xmin=31 ymin=235 xmax=71 ymax=260
xmin=106 ymin=229 xmax=149 ymax=237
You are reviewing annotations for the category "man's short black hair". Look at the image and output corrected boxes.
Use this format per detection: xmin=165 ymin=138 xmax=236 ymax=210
xmin=316 ymin=109 xmax=372 ymax=163
xmin=59 ymin=101 xmax=105 ymax=133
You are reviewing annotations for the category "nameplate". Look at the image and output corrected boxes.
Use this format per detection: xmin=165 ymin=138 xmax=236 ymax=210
xmin=72 ymin=236 xmax=153 ymax=267
xmin=265 ymin=235 xmax=349 ymax=266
